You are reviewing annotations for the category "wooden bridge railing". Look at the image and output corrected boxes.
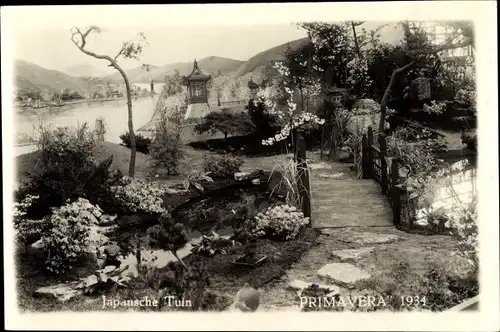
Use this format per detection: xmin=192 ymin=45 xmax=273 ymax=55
xmin=297 ymin=133 xmax=312 ymax=223
xmin=362 ymin=126 xmax=417 ymax=228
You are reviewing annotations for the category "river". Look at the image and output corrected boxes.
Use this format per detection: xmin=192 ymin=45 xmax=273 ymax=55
xmin=14 ymin=84 xmax=165 ymax=156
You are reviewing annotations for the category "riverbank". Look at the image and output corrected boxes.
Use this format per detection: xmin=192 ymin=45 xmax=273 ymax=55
xmin=15 ymin=94 xmax=157 ymax=116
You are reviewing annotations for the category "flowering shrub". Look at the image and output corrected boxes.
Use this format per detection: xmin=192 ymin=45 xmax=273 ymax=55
xmin=13 ymin=195 xmax=50 ymax=248
xmin=454 ymin=85 xmax=476 ymax=115
xmin=423 ymin=100 xmax=447 ymax=115
xmin=202 ymin=154 xmax=243 ymax=179
xmin=449 ymin=203 xmax=478 ymax=273
xmin=251 ymin=205 xmax=310 ymax=240
xmin=346 ymin=55 xmax=372 ymax=97
xmin=111 ymin=178 xmax=168 ymax=215
xmin=40 ymin=198 xmax=103 ymax=274
xmin=257 ymin=61 xmax=325 ymax=146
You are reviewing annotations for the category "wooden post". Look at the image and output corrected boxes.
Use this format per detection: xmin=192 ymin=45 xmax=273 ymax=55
xmin=379 ymin=135 xmax=388 ymax=194
xmin=391 ymin=158 xmax=401 ymax=226
xmin=297 ymin=133 xmax=312 ymax=224
xmin=362 ymin=134 xmax=370 ymax=179
xmin=367 ymin=126 xmax=374 ymax=179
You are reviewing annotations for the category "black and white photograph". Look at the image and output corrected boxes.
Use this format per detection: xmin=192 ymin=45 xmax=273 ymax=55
xmin=2 ymin=2 xmax=498 ymax=331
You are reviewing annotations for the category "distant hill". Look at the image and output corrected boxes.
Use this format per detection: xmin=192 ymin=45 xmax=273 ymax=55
xmin=64 ymin=64 xmax=108 ymax=78
xmin=233 ymin=37 xmax=311 ymax=77
xmin=14 ymin=59 xmax=92 ymax=94
xmin=104 ymin=56 xmax=244 ymax=84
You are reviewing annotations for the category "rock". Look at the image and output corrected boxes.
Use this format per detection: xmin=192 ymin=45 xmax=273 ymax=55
xmin=318 ymin=172 xmax=344 ymax=179
xmin=288 ymin=279 xmax=341 ymax=296
xmin=332 ymin=247 xmax=375 ymax=262
xmin=87 ymin=226 xmax=109 ymax=252
xmin=92 ymin=208 xmax=103 ymax=219
xmin=105 ymin=244 xmax=121 ymax=257
xmin=308 ymin=161 xmax=333 ymax=170
xmin=234 ymin=172 xmax=250 ymax=181
xmin=102 ymin=265 xmax=117 ymax=273
xmin=317 ymin=263 xmax=371 ymax=288
xmin=34 ymin=281 xmax=83 ymax=302
xmin=80 ymin=210 xmax=99 ymax=224
xmin=341 ymin=232 xmax=401 ymax=245
xmin=31 ymin=239 xmax=43 ymax=249
xmin=353 ymin=99 xmax=380 ymax=113
xmin=165 ymin=187 xmax=188 ymax=194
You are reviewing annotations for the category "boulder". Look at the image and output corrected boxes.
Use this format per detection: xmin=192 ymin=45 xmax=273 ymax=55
xmin=34 ymin=281 xmax=83 ymax=302
xmin=234 ymin=172 xmax=250 ymax=181
xmin=317 ymin=263 xmax=371 ymax=288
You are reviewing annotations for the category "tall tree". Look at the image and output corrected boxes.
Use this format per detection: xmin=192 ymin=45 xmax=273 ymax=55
xmin=70 ymin=26 xmax=149 ymax=177
xmin=377 ymin=21 xmax=474 ymax=134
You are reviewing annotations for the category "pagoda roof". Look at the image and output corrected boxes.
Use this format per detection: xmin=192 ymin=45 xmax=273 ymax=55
xmin=185 ymin=59 xmax=211 ymax=81
xmin=326 ymin=86 xmax=347 ymax=94
xmin=248 ymin=78 xmax=259 ymax=89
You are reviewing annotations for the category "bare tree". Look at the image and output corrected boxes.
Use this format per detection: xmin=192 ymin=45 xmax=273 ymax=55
xmin=70 ymin=26 xmax=149 ymax=177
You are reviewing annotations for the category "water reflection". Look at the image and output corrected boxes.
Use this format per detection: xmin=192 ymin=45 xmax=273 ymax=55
xmin=14 ymin=88 xmax=164 ymax=147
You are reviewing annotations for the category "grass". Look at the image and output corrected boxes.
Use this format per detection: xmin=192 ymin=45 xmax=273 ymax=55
xmin=14 ymin=141 xmax=208 ymax=188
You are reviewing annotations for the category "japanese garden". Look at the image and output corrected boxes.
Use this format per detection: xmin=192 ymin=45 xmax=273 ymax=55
xmin=12 ymin=21 xmax=478 ymax=312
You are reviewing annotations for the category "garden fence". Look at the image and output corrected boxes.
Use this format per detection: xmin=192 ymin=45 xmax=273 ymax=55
xmin=296 ymin=132 xmax=312 ymax=224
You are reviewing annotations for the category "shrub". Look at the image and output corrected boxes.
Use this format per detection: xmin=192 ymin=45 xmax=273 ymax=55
xmin=202 ymin=154 xmax=244 ymax=179
xmin=119 ymin=132 xmax=152 ymax=154
xmin=39 ymin=198 xmax=106 ymax=274
xmin=158 ymin=262 xmax=211 ymax=311
xmin=251 ymin=205 xmax=310 ymax=240
xmin=13 ymin=195 xmax=50 ymax=248
xmin=246 ymin=99 xmax=279 ymax=139
xmin=420 ymin=267 xmax=478 ymax=311
xmin=449 ymin=202 xmax=478 ymax=273
xmin=15 ymin=124 xmax=122 ymax=219
xmin=111 ymin=178 xmax=168 ymax=215
xmin=194 ymin=110 xmax=255 ymax=139
xmin=147 ymin=213 xmax=189 ymax=269
xmin=461 ymin=130 xmax=477 ymax=151
xmin=149 ymin=108 xmax=185 ymax=176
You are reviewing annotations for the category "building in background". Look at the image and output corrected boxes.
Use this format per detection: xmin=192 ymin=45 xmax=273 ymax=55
xmin=183 ymin=59 xmax=212 ymax=119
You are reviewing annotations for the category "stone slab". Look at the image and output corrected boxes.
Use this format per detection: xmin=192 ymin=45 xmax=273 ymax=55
xmin=34 ymin=281 xmax=83 ymax=302
xmin=317 ymin=263 xmax=371 ymax=288
xmin=318 ymin=172 xmax=345 ymax=179
xmin=332 ymin=247 xmax=375 ymax=262
xmin=234 ymin=172 xmax=250 ymax=181
xmin=341 ymin=232 xmax=401 ymax=245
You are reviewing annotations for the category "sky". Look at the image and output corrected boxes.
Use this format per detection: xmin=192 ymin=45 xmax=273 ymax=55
xmin=12 ymin=24 xmax=310 ymax=73
xmin=3 ymin=5 xmax=408 ymax=75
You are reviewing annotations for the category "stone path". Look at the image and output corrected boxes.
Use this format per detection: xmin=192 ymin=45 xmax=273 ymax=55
xmin=259 ymin=227 xmax=405 ymax=312
xmin=252 ymin=153 xmax=400 ymax=311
